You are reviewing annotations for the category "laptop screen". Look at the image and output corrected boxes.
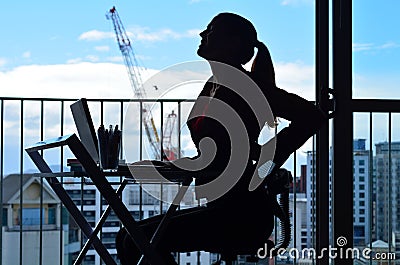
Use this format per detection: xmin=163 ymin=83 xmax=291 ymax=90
xmin=70 ymin=98 xmax=99 ymax=163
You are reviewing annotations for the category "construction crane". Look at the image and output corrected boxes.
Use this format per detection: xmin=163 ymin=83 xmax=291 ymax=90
xmin=106 ymin=6 xmax=179 ymax=160
xmin=162 ymin=110 xmax=180 ymax=160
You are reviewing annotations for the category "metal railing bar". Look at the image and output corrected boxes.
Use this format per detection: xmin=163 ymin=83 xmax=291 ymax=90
xmin=178 ymin=102 xmax=182 ymax=159
xmin=368 ymin=112 xmax=373 ymax=265
xmin=39 ymin=100 xmax=44 ymax=265
xmin=160 ymin=102 xmax=164 ymax=160
xmin=100 ymin=100 xmax=104 ymax=126
xmin=311 ymin=137 xmax=316 ymax=265
xmin=0 ymin=96 xmax=194 ymax=104
xmin=139 ymin=184 xmax=143 ymax=220
xmin=140 ymin=102 xmax=143 ymax=161
xmin=60 ymin=100 xmax=65 ymax=265
xmin=315 ymin=0 xmax=330 ymax=262
xmin=293 ymin=150 xmax=297 ymax=265
xmin=0 ymin=99 xmax=3 ymax=265
xmin=388 ymin=112 xmax=393 ymax=260
xmin=99 ymin=101 xmax=104 ymax=255
xmin=120 ymin=100 xmax=124 ymax=160
xmin=353 ymin=99 xmax=400 ymax=112
xmin=19 ymin=100 xmax=24 ymax=265
xmin=160 ymin=102 xmax=164 ymax=216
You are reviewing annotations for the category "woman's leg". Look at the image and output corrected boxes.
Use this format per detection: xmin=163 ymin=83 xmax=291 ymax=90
xmin=116 ymin=205 xmax=220 ymax=264
xmin=116 ymin=201 xmax=274 ymax=264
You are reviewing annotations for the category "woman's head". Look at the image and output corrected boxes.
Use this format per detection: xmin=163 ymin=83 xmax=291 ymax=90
xmin=198 ymin=12 xmax=276 ymax=87
xmin=197 ymin=12 xmax=258 ymax=65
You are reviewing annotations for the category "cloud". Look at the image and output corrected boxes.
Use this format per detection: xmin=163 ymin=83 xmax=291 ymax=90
xmin=186 ymin=29 xmax=201 ymax=37
xmin=22 ymin=51 xmax=31 ymax=59
xmin=106 ymin=56 xmax=124 ymax=62
xmin=95 ymin=45 xmax=110 ymax=52
xmin=353 ymin=43 xmax=374 ymax=52
xmin=0 ymin=60 xmax=316 ymax=114
xmin=245 ymin=59 xmax=315 ymax=100
xmin=378 ymin=41 xmax=399 ymax=49
xmin=0 ymin=58 xmax=6 ymax=67
xmin=0 ymin=61 xmax=211 ymax=102
xmin=79 ymin=27 xmax=201 ymax=43
xmin=353 ymin=41 xmax=399 ymax=52
xmin=0 ymin=62 xmax=132 ymax=99
xmin=275 ymin=61 xmax=315 ymax=98
xmin=79 ymin=30 xmax=115 ymax=41
xmin=85 ymin=55 xmax=100 ymax=62
xmin=124 ymin=26 xmax=201 ymax=42
xmin=67 ymin=58 xmax=83 ymax=64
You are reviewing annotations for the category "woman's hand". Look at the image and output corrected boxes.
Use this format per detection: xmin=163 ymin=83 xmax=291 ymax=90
xmin=128 ymin=160 xmax=172 ymax=167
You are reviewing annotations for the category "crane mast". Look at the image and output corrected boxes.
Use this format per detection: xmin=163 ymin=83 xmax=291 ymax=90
xmin=162 ymin=110 xmax=179 ymax=160
xmin=106 ymin=6 xmax=161 ymax=159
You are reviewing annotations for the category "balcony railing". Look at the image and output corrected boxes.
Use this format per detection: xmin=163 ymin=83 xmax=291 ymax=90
xmin=1 ymin=96 xmax=399 ymax=265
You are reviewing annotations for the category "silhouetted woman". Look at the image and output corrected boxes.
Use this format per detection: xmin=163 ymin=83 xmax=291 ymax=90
xmin=116 ymin=12 xmax=326 ymax=264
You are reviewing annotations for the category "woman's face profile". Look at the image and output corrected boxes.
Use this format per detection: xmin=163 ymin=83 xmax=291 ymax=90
xmin=197 ymin=15 xmax=238 ymax=63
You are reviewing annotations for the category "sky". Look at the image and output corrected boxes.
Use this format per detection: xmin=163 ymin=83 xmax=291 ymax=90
xmin=0 ymin=0 xmax=399 ymax=174
xmin=0 ymin=0 xmax=398 ymax=98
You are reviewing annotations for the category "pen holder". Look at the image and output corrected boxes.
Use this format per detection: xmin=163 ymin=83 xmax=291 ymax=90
xmin=98 ymin=124 xmax=121 ymax=170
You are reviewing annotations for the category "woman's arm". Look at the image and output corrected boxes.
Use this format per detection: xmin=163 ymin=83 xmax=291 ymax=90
xmin=268 ymin=87 xmax=327 ymax=168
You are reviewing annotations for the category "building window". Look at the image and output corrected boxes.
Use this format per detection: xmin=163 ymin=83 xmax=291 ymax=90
xmin=83 ymin=254 xmax=95 ymax=265
xmin=130 ymin=210 xmax=144 ymax=220
xmin=359 ymin=176 xmax=365 ymax=182
xmin=359 ymin=184 xmax=365 ymax=190
xmin=129 ymin=188 xmax=159 ymax=205
xmin=186 ymin=252 xmax=191 ymax=256
xmin=19 ymin=208 xmax=44 ymax=225
xmin=360 ymin=201 xmax=365 ymax=206
xmin=83 ymin=210 xmax=96 ymax=227
xmin=359 ymin=168 xmax=365 ymax=174
xmin=103 ymin=210 xmax=120 ymax=227
xmin=359 ymin=209 xmax=365 ymax=215
xmin=2 ymin=208 xmax=7 ymax=226
xmin=359 ymin=217 xmax=365 ymax=223
xmin=48 ymin=206 xmax=56 ymax=224
xmin=359 ymin=160 xmax=365 ymax=166
xmin=359 ymin=193 xmax=365 ymax=198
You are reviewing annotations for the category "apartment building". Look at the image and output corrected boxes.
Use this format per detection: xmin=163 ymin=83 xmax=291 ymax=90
xmin=375 ymin=141 xmax=400 ymax=259
xmin=306 ymin=139 xmax=371 ymax=249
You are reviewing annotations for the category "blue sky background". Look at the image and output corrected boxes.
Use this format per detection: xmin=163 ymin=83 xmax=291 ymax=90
xmin=0 ymin=0 xmax=315 ymax=70
xmin=0 ymin=0 xmax=399 ymax=174
xmin=0 ymin=0 xmax=398 ymax=98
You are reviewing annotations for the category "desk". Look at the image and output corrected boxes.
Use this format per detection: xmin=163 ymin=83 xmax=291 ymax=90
xmin=26 ymin=134 xmax=195 ymax=265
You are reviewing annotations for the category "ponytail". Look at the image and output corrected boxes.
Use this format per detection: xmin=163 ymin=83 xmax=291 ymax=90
xmin=251 ymin=41 xmax=276 ymax=87
xmin=252 ymin=41 xmax=278 ymax=128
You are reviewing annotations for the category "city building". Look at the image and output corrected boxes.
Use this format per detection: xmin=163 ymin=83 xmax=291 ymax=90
xmin=375 ymin=141 xmax=400 ymax=258
xmin=306 ymin=139 xmax=371 ymax=248
xmin=1 ymin=174 xmax=67 ymax=265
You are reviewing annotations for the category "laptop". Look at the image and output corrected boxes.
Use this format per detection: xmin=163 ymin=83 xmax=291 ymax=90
xmin=70 ymin=98 xmax=99 ymax=163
